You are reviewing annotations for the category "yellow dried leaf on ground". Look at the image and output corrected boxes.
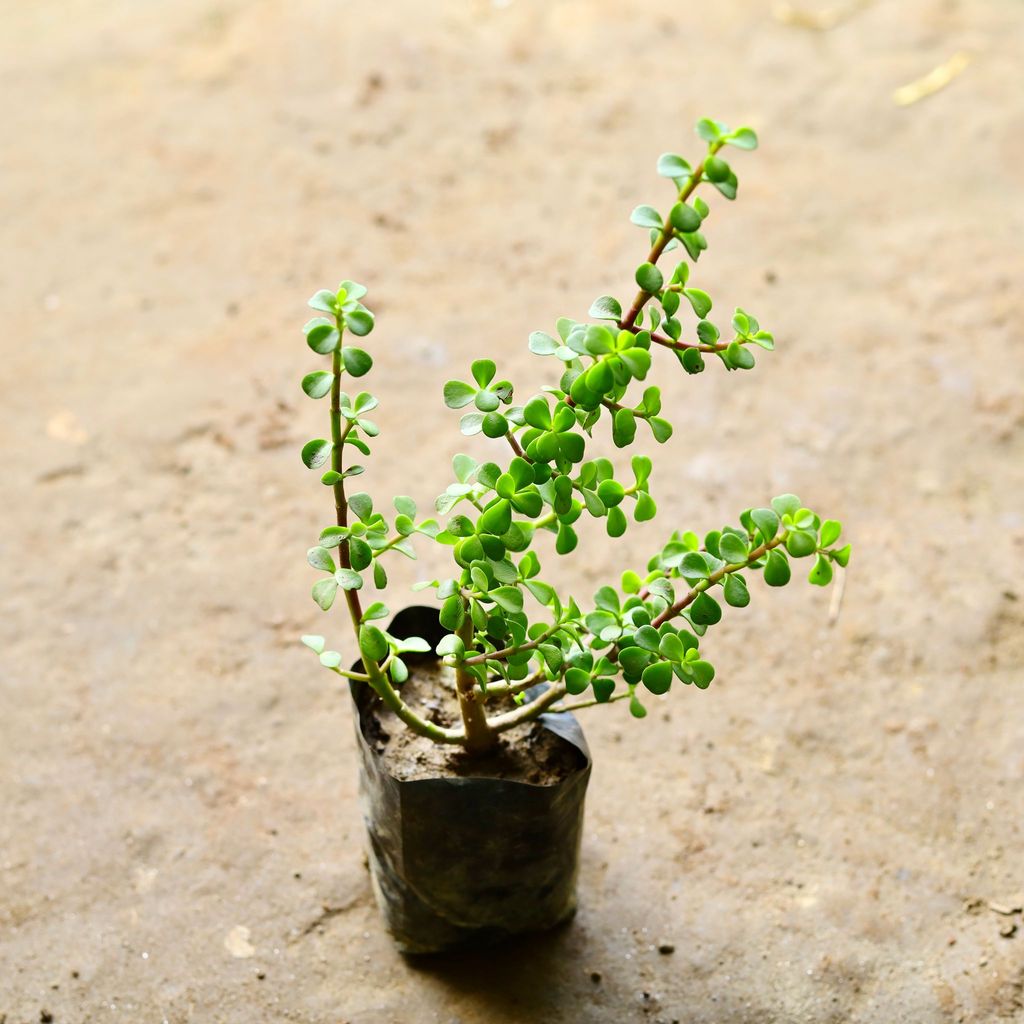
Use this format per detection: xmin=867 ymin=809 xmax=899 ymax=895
xmin=772 ymin=0 xmax=871 ymax=31
xmin=893 ymin=51 xmax=971 ymax=106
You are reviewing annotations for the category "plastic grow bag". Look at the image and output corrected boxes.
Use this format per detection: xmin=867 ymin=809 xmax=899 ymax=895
xmin=349 ymin=605 xmax=591 ymax=954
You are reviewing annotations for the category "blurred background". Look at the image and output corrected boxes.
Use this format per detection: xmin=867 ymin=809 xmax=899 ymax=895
xmin=2 ymin=1 xmax=1022 ymax=1021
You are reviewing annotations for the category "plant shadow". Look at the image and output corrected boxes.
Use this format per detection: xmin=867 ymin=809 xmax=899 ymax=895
xmin=404 ymin=916 xmax=592 ymax=1022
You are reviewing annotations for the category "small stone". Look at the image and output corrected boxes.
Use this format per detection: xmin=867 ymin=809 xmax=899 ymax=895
xmin=589 ymin=970 xmax=602 ymax=984
xmin=999 ymin=921 xmax=1017 ymax=939
xmin=658 ymin=942 xmax=675 ymax=955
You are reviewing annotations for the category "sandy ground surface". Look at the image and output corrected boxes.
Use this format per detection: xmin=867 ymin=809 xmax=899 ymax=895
xmin=3 ymin=0 xmax=1024 ymax=1020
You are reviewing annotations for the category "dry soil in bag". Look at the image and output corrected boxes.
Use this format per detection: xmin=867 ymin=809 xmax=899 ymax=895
xmin=349 ymin=606 xmax=592 ymax=954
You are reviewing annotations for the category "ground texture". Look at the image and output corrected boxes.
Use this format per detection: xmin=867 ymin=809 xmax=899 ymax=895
xmin=3 ymin=1 xmax=1024 ymax=1021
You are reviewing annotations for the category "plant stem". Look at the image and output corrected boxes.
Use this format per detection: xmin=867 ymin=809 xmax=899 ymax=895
xmin=329 ymin=340 xmax=456 ymax=745
xmin=550 ymin=692 xmax=631 ymax=713
xmin=461 ymin=622 xmax=562 ymax=667
xmin=617 ymin=144 xmax=723 ymax=331
xmin=330 ymin=348 xmax=364 ymax=633
xmin=620 ymin=322 xmax=731 ymax=353
xmin=486 ymin=681 xmax=567 ymax=734
xmin=651 ymin=531 xmax=787 ymax=628
xmin=454 ymin=605 xmax=495 ymax=752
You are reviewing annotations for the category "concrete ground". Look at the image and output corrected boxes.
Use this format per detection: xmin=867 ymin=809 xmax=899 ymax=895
xmin=2 ymin=0 xmax=1023 ymax=1020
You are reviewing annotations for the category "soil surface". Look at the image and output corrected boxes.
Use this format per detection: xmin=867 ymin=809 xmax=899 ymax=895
xmin=368 ymin=659 xmax=584 ymax=785
xmin=3 ymin=1 xmax=1024 ymax=1022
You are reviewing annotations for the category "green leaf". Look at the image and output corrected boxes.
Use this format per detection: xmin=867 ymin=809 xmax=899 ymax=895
xmin=649 ymin=416 xmax=673 ymax=443
xmin=362 ymin=602 xmax=390 ymax=621
xmin=443 ymin=380 xmax=476 ymax=409
xmin=308 ymin=289 xmax=337 ymax=313
xmin=634 ymin=492 xmax=657 ymax=521
xmin=718 ymin=533 xmax=748 ymax=564
xmin=642 ymin=660 xmax=673 ymax=695
xmin=479 ymin=498 xmax=512 ymax=535
xmin=727 ymin=126 xmax=758 ymax=150
xmin=436 ymin=633 xmax=465 ymax=658
xmin=481 ymin=411 xmax=508 ymax=438
xmin=349 ymin=492 xmax=373 ymax=521
xmin=619 ymin=348 xmax=651 ymax=380
xmin=695 ymin=118 xmax=725 ymax=143
xmin=763 ymin=549 xmax=791 ymax=587
xmin=618 ymin=646 xmax=650 ymax=676
xmin=691 ymin=660 xmax=715 ymax=689
xmin=606 ymin=506 xmax=627 ymax=538
xmin=589 ymin=295 xmax=622 ymax=321
xmin=439 ymin=594 xmax=465 ymax=631
xmin=307 ymin=546 xmax=336 ymax=573
xmin=471 ymin=359 xmax=496 ymax=388
xmin=346 ymin=309 xmax=374 ymax=336
xmin=529 ymin=331 xmax=559 ymax=355
xmin=683 ymin=288 xmax=712 ymax=318
xmin=833 ymin=544 xmax=852 ymax=568
xmin=301 ymin=634 xmax=325 ymax=654
xmin=696 ymin=320 xmax=719 ymax=344
xmin=677 ymin=551 xmax=710 ymax=580
xmin=390 ymin=496 xmax=415 ymax=519
xmin=312 ymin=578 xmax=338 ymax=611
xmin=301 ymin=371 xmax=334 ymax=399
xmin=343 ymin=347 xmax=373 ymax=376
xmin=373 ymin=560 xmax=387 ymax=588
xmin=713 ymin=170 xmax=738 ymax=201
xmin=658 ymin=632 xmax=685 ymax=662
xmin=703 ymin=155 xmax=729 ymax=183
xmin=306 ymin=324 xmax=340 ymax=355
xmin=751 ymin=508 xmax=780 ymax=544
xmin=727 ymin=342 xmax=755 ymax=370
xmin=669 ymin=203 xmax=702 ymax=234
xmin=523 ymin=396 xmax=552 ymax=430
xmin=657 ymin=152 xmax=691 ymax=178
xmin=690 ymin=592 xmax=722 ymax=625
xmin=723 ymin=573 xmax=750 ymax=607
xmin=491 ymin=586 xmax=523 ymax=613
xmin=565 ymin=667 xmax=591 ymax=695
xmin=635 ymin=263 xmax=664 ymax=293
xmin=556 ymin=523 xmax=577 ymax=555
xmin=629 ymin=692 xmax=648 ymax=718
xmin=395 ymin=635 xmax=431 ymax=654
xmin=808 ymin=554 xmax=833 ymax=587
xmin=681 ymin=348 xmax=704 ymax=374
xmin=820 ymin=519 xmax=842 ymax=548
xmin=771 ymin=493 xmax=801 ymax=518
xmin=609 ymin=408 xmax=636 ymax=449
xmin=630 ymin=205 xmax=663 ymax=229
xmin=335 ymin=568 xmax=363 ymax=590
xmin=319 ymin=650 xmax=342 ymax=668
xmin=359 ymin=624 xmax=389 ymax=662
xmin=786 ymin=530 xmax=818 ymax=558
xmin=301 ymin=438 xmax=332 ymax=470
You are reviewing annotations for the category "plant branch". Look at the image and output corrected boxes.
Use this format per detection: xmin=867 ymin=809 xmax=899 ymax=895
xmin=486 ymin=681 xmax=567 ymax=734
xmin=620 ymin=322 xmax=730 ymax=353
xmin=461 ymin=622 xmax=563 ymax=667
xmin=454 ymin=603 xmax=495 ymax=751
xmin=549 ymin=692 xmax=631 ymax=713
xmin=617 ymin=143 xmax=723 ymax=331
xmin=330 ymin=347 xmax=364 ymax=631
xmin=651 ymin=530 xmax=787 ymax=628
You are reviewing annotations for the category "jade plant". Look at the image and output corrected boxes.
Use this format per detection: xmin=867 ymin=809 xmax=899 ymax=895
xmin=299 ymin=118 xmax=850 ymax=755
